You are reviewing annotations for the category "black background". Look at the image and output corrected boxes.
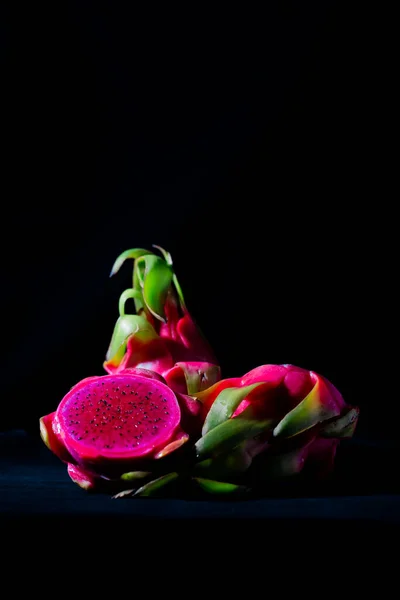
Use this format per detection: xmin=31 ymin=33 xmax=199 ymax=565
xmin=0 ymin=2 xmax=393 ymax=443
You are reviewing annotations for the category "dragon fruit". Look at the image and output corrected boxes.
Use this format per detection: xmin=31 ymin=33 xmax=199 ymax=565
xmin=104 ymin=246 xmax=220 ymax=395
xmin=191 ymin=364 xmax=359 ymax=495
xmin=40 ymin=368 xmax=202 ymax=493
xmin=38 ymin=242 xmax=359 ymax=499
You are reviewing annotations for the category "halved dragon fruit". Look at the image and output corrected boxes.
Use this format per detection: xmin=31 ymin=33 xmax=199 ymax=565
xmin=103 ymin=246 xmax=220 ymax=395
xmin=40 ymin=368 xmax=201 ymax=492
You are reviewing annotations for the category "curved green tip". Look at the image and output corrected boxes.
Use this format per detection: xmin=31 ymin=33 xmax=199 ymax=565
xmin=118 ymin=288 xmax=143 ymax=316
xmin=109 ymin=244 xmax=186 ymax=320
xmin=153 ymin=245 xmax=173 ymax=266
xmin=133 ymin=472 xmax=179 ymax=497
xmin=193 ymin=478 xmax=248 ymax=495
xmin=110 ymin=248 xmax=151 ymax=277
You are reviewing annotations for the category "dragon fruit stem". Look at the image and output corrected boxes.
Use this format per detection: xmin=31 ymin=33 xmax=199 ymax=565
xmin=119 ymin=289 xmax=143 ymax=316
xmin=172 ymin=273 xmax=187 ymax=312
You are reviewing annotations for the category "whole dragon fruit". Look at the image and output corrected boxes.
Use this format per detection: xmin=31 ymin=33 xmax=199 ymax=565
xmin=104 ymin=246 xmax=220 ymax=395
xmin=40 ymin=368 xmax=202 ymax=493
xmin=191 ymin=364 xmax=359 ymax=495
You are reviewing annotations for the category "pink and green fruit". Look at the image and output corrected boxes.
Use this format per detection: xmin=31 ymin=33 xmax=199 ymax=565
xmin=103 ymin=246 xmax=220 ymax=395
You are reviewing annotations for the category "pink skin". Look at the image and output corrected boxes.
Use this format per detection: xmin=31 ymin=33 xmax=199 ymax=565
xmin=163 ymin=362 xmax=221 ymax=396
xmin=304 ymin=437 xmax=339 ymax=478
xmin=105 ymin=294 xmax=219 ymax=389
xmin=40 ymin=368 xmax=201 ymax=488
xmin=213 ymin=364 xmax=345 ymax=420
xmin=106 ymin=336 xmax=174 ymax=377
xmin=104 ymin=334 xmax=219 ymax=396
xmin=163 ymin=365 xmax=189 ymax=394
xmin=160 ymin=296 xmax=217 ymax=365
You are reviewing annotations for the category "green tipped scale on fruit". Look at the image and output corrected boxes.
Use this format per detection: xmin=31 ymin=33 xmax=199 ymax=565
xmin=193 ymin=478 xmax=249 ymax=496
xmin=110 ymin=248 xmax=151 ymax=278
xmin=272 ymin=373 xmax=341 ymax=439
xmin=120 ymin=471 xmax=152 ymax=482
xmin=201 ymin=383 xmax=266 ymax=435
xmin=133 ymin=472 xmax=179 ymax=497
xmin=195 ymin=410 xmax=275 ymax=460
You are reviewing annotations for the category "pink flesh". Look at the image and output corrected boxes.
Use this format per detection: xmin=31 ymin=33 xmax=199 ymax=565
xmin=57 ymin=374 xmax=181 ymax=460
